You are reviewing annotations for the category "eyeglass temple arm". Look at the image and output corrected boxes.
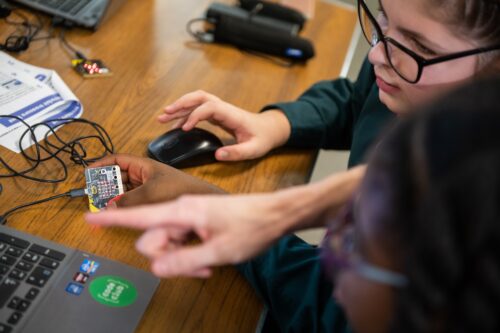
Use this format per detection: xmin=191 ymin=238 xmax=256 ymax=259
xmin=355 ymin=261 xmax=409 ymax=287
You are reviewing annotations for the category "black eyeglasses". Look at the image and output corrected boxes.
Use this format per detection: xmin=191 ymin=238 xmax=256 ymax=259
xmin=358 ymin=0 xmax=500 ymax=83
xmin=320 ymin=199 xmax=408 ymax=288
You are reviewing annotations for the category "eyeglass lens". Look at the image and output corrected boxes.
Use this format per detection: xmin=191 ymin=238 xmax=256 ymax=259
xmin=322 ymin=217 xmax=356 ymax=282
xmin=359 ymin=2 xmax=420 ymax=82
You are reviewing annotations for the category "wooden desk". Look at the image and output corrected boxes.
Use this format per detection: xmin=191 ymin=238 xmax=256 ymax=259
xmin=0 ymin=1 xmax=357 ymax=331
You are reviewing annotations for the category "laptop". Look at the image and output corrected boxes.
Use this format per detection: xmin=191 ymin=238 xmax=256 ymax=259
xmin=0 ymin=224 xmax=159 ymax=333
xmin=8 ymin=0 xmax=110 ymax=30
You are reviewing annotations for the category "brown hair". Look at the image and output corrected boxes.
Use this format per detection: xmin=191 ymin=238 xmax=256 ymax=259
xmin=426 ymin=0 xmax=500 ymax=71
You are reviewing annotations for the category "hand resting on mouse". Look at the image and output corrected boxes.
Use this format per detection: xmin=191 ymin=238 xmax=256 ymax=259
xmin=148 ymin=128 xmax=223 ymax=168
xmin=159 ymin=90 xmax=291 ymax=162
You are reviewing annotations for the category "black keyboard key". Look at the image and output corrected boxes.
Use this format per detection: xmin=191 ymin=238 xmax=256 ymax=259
xmin=15 ymin=261 xmax=33 ymax=272
xmin=33 ymin=266 xmax=53 ymax=279
xmin=8 ymin=269 xmax=26 ymax=281
xmin=29 ymin=245 xmax=65 ymax=261
xmin=0 ymin=243 xmax=6 ymax=252
xmin=22 ymin=252 xmax=40 ymax=263
xmin=0 ymin=323 xmax=12 ymax=333
xmin=0 ymin=278 xmax=20 ymax=308
xmin=26 ymin=267 xmax=53 ymax=287
xmin=25 ymin=288 xmax=39 ymax=300
xmin=17 ymin=299 xmax=30 ymax=312
xmin=40 ymin=258 xmax=59 ymax=270
xmin=6 ymin=248 xmax=22 ymax=258
xmin=26 ymin=275 xmax=45 ymax=288
xmin=0 ymin=255 xmax=16 ymax=266
xmin=0 ymin=265 xmax=8 ymax=274
xmin=7 ymin=312 xmax=21 ymax=325
xmin=0 ymin=234 xmax=29 ymax=250
xmin=7 ymin=296 xmax=20 ymax=310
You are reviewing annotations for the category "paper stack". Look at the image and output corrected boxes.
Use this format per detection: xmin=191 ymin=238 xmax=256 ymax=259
xmin=0 ymin=51 xmax=83 ymax=153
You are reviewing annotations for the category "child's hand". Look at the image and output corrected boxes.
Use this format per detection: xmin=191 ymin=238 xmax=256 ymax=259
xmin=160 ymin=90 xmax=291 ymax=161
xmin=90 ymin=154 xmax=225 ymax=208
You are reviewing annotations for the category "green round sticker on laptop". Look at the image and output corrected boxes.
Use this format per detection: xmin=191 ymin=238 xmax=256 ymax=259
xmin=89 ymin=275 xmax=137 ymax=307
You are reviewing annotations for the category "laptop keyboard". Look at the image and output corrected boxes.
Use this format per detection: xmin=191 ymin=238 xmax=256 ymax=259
xmin=0 ymin=233 xmax=65 ymax=332
xmin=36 ymin=0 xmax=91 ymax=15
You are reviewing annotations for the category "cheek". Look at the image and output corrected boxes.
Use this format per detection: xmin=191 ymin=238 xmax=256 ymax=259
xmin=399 ymin=76 xmax=474 ymax=113
xmin=420 ymin=57 xmax=478 ymax=85
xmin=375 ymin=57 xmax=479 ymax=113
xmin=377 ymin=87 xmax=414 ymax=114
xmin=400 ymin=59 xmax=479 ymax=108
xmin=384 ymin=73 xmax=474 ymax=114
xmin=335 ymin=271 xmax=395 ymax=333
xmin=397 ymin=83 xmax=439 ymax=110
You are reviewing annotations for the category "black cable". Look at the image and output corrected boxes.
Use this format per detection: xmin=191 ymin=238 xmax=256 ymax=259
xmin=1 ymin=8 xmax=43 ymax=52
xmin=0 ymin=115 xmax=45 ymax=181
xmin=20 ymin=118 xmax=114 ymax=165
xmin=0 ymin=188 xmax=86 ymax=225
xmin=31 ymin=20 xmax=56 ymax=42
xmin=59 ymin=28 xmax=86 ymax=60
xmin=0 ymin=115 xmax=114 ymax=183
xmin=186 ymin=17 xmax=216 ymax=43
xmin=1 ymin=8 xmax=79 ymax=56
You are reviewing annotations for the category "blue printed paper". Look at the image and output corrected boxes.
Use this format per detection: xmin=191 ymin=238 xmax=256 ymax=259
xmin=0 ymin=51 xmax=83 ymax=152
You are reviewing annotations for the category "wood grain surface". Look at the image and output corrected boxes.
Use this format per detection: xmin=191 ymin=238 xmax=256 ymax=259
xmin=0 ymin=1 xmax=356 ymax=331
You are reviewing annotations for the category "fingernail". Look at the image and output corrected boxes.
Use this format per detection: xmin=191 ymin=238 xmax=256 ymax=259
xmin=106 ymin=194 xmax=123 ymax=209
xmin=217 ymin=150 xmax=228 ymax=159
xmin=136 ymin=237 xmax=147 ymax=252
xmin=152 ymin=261 xmax=167 ymax=276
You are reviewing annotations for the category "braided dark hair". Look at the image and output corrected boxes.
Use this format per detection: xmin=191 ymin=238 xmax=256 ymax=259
xmin=363 ymin=75 xmax=500 ymax=333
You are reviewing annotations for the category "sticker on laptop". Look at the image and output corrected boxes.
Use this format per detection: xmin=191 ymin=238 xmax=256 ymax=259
xmin=66 ymin=283 xmax=84 ymax=296
xmin=73 ymin=272 xmax=89 ymax=284
xmin=80 ymin=259 xmax=100 ymax=275
xmin=89 ymin=276 xmax=137 ymax=307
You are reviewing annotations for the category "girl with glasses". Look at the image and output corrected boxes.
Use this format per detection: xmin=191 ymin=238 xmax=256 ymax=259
xmin=88 ymin=77 xmax=500 ymax=332
xmin=160 ymin=0 xmax=500 ymax=163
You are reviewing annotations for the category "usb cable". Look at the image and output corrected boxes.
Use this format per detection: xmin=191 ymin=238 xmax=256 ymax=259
xmin=0 ymin=188 xmax=87 ymax=225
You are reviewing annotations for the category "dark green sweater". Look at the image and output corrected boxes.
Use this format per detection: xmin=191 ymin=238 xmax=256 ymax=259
xmin=238 ymin=60 xmax=397 ymax=333
xmin=263 ymin=59 xmax=395 ymax=167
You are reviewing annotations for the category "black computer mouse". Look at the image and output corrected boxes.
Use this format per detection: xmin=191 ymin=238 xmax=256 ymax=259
xmin=147 ymin=128 xmax=223 ymax=168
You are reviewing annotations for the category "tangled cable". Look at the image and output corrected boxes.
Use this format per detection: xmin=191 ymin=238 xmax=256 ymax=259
xmin=0 ymin=9 xmax=45 ymax=52
xmin=0 ymin=115 xmax=114 ymax=183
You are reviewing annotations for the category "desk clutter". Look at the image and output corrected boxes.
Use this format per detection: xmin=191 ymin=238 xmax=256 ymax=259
xmin=188 ymin=0 xmax=315 ymax=64
xmin=0 ymin=13 xmax=154 ymax=329
xmin=0 ymin=0 xmax=111 ymax=78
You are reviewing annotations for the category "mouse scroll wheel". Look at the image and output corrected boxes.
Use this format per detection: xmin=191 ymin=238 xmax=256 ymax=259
xmin=162 ymin=138 xmax=179 ymax=150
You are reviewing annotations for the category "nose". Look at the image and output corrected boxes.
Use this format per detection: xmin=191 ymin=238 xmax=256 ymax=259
xmin=368 ymin=41 xmax=388 ymax=68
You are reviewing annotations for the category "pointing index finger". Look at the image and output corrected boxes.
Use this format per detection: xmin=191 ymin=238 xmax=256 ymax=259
xmin=84 ymin=199 xmax=202 ymax=230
